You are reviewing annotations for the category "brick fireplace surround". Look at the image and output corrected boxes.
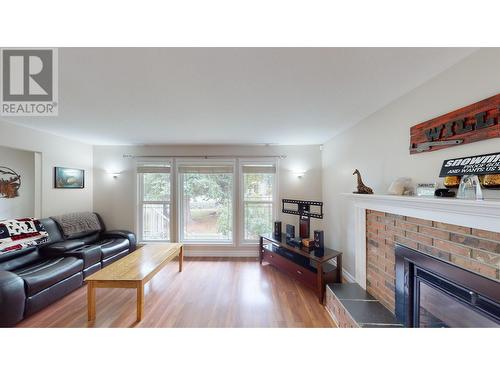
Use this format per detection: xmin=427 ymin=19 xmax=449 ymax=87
xmin=366 ymin=209 xmax=500 ymax=313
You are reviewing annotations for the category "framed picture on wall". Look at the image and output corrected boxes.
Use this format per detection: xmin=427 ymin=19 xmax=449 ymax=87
xmin=54 ymin=167 xmax=85 ymax=189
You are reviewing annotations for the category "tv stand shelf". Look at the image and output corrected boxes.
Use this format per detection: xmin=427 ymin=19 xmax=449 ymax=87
xmin=259 ymin=233 xmax=342 ymax=304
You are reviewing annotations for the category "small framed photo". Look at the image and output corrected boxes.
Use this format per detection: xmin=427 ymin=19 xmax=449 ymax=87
xmin=54 ymin=167 xmax=85 ymax=189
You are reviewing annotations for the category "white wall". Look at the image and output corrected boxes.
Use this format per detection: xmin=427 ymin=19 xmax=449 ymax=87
xmin=0 ymin=145 xmax=35 ymax=219
xmin=322 ymin=48 xmax=500 ymax=278
xmin=0 ymin=120 xmax=93 ymax=217
xmin=93 ymin=144 xmax=322 ymax=254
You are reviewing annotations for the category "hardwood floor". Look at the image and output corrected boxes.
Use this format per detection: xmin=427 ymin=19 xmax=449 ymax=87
xmin=17 ymin=257 xmax=335 ymax=328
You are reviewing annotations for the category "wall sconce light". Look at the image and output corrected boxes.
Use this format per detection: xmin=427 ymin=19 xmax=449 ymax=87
xmin=292 ymin=170 xmax=306 ymax=178
xmin=110 ymin=172 xmax=121 ymax=179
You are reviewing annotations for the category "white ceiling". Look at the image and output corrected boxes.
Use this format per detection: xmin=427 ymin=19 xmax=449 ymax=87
xmin=6 ymin=48 xmax=476 ymax=145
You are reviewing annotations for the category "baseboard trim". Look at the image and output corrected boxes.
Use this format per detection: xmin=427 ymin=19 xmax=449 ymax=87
xmin=184 ymin=249 xmax=259 ymax=257
xmin=342 ymin=268 xmax=355 ymax=283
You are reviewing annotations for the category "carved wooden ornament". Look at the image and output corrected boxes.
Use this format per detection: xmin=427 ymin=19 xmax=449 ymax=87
xmin=410 ymin=94 xmax=500 ymax=154
xmin=0 ymin=166 xmax=21 ymax=199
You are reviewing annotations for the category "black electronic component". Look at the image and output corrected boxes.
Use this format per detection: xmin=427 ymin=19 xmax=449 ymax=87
xmin=274 ymin=221 xmax=282 ymax=238
xmin=435 ymin=188 xmax=456 ymax=197
xmin=314 ymin=230 xmax=324 ymax=249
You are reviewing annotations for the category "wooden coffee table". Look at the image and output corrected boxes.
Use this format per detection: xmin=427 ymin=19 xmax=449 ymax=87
xmin=85 ymin=243 xmax=183 ymax=322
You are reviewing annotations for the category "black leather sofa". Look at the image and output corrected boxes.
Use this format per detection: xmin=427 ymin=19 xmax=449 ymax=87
xmin=0 ymin=213 xmax=136 ymax=327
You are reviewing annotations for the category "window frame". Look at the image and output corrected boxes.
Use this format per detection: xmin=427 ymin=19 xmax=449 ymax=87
xmin=176 ymin=158 xmax=236 ymax=246
xmin=136 ymin=158 xmax=173 ymax=243
xmin=239 ymin=158 xmax=278 ymax=245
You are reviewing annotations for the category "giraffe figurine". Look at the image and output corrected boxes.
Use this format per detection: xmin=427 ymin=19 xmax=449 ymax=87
xmin=353 ymin=169 xmax=374 ymax=194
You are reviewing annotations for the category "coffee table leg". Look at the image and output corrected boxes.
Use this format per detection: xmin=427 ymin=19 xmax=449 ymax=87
xmin=88 ymin=281 xmax=96 ymax=321
xmin=179 ymin=246 xmax=184 ymax=272
xmin=136 ymin=283 xmax=145 ymax=321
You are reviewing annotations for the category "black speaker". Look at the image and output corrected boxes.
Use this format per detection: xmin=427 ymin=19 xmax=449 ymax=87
xmin=314 ymin=230 xmax=324 ymax=249
xmin=274 ymin=221 xmax=282 ymax=237
xmin=299 ymin=216 xmax=310 ymax=239
xmin=286 ymin=224 xmax=295 ymax=239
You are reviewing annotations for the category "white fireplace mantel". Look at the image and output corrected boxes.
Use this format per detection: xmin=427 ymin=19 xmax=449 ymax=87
xmin=342 ymin=193 xmax=500 ymax=288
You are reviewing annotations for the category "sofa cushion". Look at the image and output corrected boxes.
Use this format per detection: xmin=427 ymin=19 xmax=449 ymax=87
xmin=78 ymin=232 xmax=101 ymax=245
xmin=0 ymin=246 xmax=41 ymax=271
xmin=38 ymin=218 xmax=63 ymax=245
xmin=24 ymin=272 xmax=83 ymax=317
xmin=101 ymin=250 xmax=128 ymax=267
xmin=15 ymin=257 xmax=83 ymax=296
xmin=97 ymin=238 xmax=129 ymax=260
xmin=102 ymin=230 xmax=137 ymax=252
xmin=44 ymin=240 xmax=86 ymax=253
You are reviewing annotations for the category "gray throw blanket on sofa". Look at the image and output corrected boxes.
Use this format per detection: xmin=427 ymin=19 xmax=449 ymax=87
xmin=51 ymin=212 xmax=102 ymax=238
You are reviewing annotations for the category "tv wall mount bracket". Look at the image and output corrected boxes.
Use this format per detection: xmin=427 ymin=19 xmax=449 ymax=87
xmin=281 ymin=199 xmax=323 ymax=219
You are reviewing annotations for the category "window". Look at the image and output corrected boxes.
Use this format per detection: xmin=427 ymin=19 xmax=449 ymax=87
xmin=137 ymin=162 xmax=171 ymax=241
xmin=136 ymin=158 xmax=277 ymax=245
xmin=178 ymin=163 xmax=234 ymax=243
xmin=241 ymin=163 xmax=276 ymax=242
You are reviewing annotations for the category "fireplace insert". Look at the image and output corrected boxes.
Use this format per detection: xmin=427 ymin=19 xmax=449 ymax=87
xmin=395 ymin=244 xmax=500 ymax=328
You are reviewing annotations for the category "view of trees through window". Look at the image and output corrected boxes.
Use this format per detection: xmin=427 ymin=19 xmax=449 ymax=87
xmin=141 ymin=173 xmax=170 ymax=241
xmin=182 ymin=173 xmax=233 ymax=241
xmin=144 ymin=173 xmax=170 ymax=201
xmin=243 ymin=173 xmax=274 ymax=240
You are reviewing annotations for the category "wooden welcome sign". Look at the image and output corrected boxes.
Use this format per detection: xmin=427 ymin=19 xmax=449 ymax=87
xmin=410 ymin=94 xmax=500 ymax=154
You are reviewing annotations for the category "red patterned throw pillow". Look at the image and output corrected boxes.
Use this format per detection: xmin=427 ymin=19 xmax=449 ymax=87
xmin=0 ymin=218 xmax=49 ymax=254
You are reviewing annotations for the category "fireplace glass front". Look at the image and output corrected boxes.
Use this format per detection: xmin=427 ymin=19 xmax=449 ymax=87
xmin=416 ymin=273 xmax=498 ymax=328
xmin=395 ymin=244 xmax=500 ymax=328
